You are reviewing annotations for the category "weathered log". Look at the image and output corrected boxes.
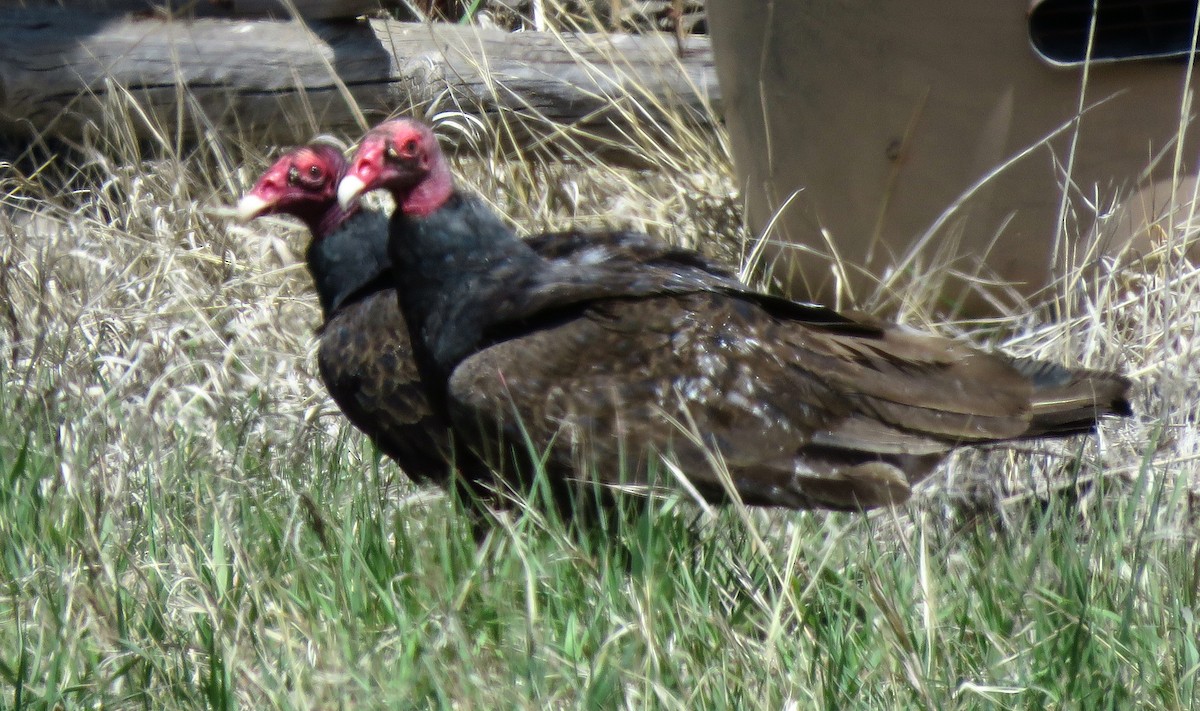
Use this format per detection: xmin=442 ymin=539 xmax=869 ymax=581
xmin=0 ymin=9 xmax=719 ymax=155
xmin=0 ymin=0 xmax=395 ymax=20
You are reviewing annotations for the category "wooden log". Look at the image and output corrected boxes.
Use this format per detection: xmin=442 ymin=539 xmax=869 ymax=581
xmin=0 ymin=8 xmax=719 ymax=155
xmin=0 ymin=0 xmax=395 ymax=21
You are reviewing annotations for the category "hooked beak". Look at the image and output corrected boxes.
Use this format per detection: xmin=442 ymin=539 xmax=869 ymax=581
xmin=337 ymin=175 xmax=368 ymax=211
xmin=235 ymin=194 xmax=271 ymax=222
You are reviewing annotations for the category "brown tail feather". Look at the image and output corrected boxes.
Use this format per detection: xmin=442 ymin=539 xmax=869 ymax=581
xmin=1007 ymin=358 xmax=1134 ymax=437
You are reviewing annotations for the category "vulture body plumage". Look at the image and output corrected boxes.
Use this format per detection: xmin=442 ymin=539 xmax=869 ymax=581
xmin=337 ymin=119 xmax=1133 ymax=512
xmin=238 ymin=145 xmax=741 ymax=500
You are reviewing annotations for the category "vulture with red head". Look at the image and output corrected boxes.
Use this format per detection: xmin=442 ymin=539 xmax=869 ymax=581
xmin=336 ymin=118 xmax=1132 ymax=512
xmin=238 ymin=143 xmax=742 ymax=503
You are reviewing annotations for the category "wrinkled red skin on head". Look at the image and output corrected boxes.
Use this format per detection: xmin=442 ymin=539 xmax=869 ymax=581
xmin=343 ymin=138 xmax=390 ymax=195
xmin=247 ymin=145 xmax=348 ymax=235
xmin=349 ymin=119 xmax=452 ymax=217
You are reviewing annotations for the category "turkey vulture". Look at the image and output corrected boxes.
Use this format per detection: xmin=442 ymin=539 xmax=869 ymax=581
xmin=336 ymin=118 xmax=1133 ymax=512
xmin=238 ymin=143 xmax=448 ymax=487
xmin=238 ymin=143 xmax=743 ymax=504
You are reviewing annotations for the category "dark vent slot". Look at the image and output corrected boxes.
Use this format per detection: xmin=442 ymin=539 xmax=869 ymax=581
xmin=1030 ymin=0 xmax=1199 ymax=65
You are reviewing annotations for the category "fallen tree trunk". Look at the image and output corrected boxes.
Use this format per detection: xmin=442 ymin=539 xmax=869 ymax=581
xmin=0 ymin=8 xmax=719 ymax=154
xmin=0 ymin=0 xmax=394 ymax=20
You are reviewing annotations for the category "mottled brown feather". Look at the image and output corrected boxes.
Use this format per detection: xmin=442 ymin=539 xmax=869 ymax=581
xmin=318 ymin=289 xmax=448 ymax=483
xmin=315 ymin=227 xmax=747 ymax=495
xmin=447 ymin=291 xmax=1131 ymax=511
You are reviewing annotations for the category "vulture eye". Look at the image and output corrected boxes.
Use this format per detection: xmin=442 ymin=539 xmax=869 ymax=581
xmin=403 ymin=138 xmax=419 ymax=155
xmin=309 ymin=165 xmax=322 ymax=178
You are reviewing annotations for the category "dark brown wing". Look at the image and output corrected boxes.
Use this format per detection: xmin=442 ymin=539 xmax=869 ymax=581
xmin=318 ymin=290 xmax=450 ymax=484
xmin=314 ymin=227 xmax=750 ymax=494
xmin=1002 ymin=356 xmax=1132 ymax=436
xmin=525 ymin=229 xmax=738 ymax=279
xmin=447 ymin=291 xmax=1129 ymax=511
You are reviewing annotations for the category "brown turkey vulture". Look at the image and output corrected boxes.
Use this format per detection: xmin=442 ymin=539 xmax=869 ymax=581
xmin=237 ymin=144 xmax=743 ymax=504
xmin=336 ymin=118 xmax=1133 ymax=512
xmin=238 ymin=144 xmax=450 ymax=489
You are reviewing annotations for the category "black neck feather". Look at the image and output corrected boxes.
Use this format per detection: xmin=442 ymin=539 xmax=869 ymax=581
xmin=388 ymin=192 xmax=546 ymax=378
xmin=305 ymin=209 xmax=393 ymax=319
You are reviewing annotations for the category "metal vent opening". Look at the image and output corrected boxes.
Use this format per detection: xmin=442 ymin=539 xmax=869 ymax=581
xmin=1029 ymin=0 xmax=1199 ymax=65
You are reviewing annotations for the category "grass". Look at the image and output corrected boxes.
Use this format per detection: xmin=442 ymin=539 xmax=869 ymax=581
xmin=1 ymin=2 xmax=1198 ymax=708
xmin=2 ymin=396 xmax=1197 ymax=708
